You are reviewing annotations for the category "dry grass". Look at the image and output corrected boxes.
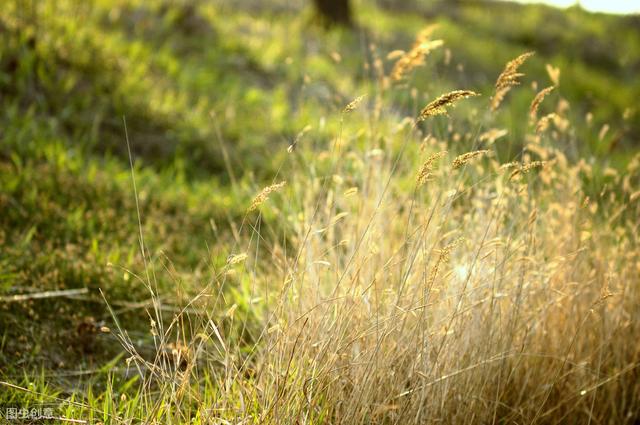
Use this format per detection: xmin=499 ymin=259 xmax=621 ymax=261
xmin=491 ymin=51 xmax=535 ymax=112
xmin=417 ymin=151 xmax=448 ymax=186
xmin=247 ymin=181 xmax=287 ymax=212
xmin=390 ymin=25 xmax=443 ymax=82
xmin=105 ymin=30 xmax=640 ymax=425
xmin=530 ymin=86 xmax=556 ymax=122
xmin=418 ymin=90 xmax=479 ymax=121
xmin=343 ymin=94 xmax=367 ymax=114
xmin=451 ymin=149 xmax=491 ymax=169
xmin=535 ymin=112 xmax=558 ymax=134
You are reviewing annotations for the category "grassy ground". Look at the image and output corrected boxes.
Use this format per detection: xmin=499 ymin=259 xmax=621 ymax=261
xmin=1 ymin=0 xmax=639 ymax=423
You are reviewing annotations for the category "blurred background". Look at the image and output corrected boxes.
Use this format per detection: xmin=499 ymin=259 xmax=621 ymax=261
xmin=2 ymin=0 xmax=639 ymax=176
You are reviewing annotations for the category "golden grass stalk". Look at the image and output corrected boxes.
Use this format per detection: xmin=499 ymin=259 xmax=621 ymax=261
xmin=529 ymin=86 xmax=555 ymax=121
xmin=415 ymin=24 xmax=438 ymax=44
xmin=500 ymin=161 xmax=521 ymax=170
xmin=288 ymin=125 xmax=312 ymax=153
xmin=509 ymin=160 xmax=547 ymax=179
xmin=536 ymin=112 xmax=558 ymax=133
xmin=427 ymin=237 xmax=464 ymax=287
xmin=452 ymin=150 xmax=490 ymax=169
xmin=546 ymin=63 xmax=561 ymax=86
xmin=386 ymin=50 xmax=405 ymax=61
xmin=491 ymin=51 xmax=535 ymax=111
xmin=418 ymin=90 xmax=479 ymax=121
xmin=343 ymin=94 xmax=367 ymax=114
xmin=390 ymin=26 xmax=443 ymax=82
xmin=391 ymin=40 xmax=444 ymax=82
xmin=479 ymin=128 xmax=508 ymax=145
xmin=417 ymin=151 xmax=447 ymax=186
xmin=248 ymin=181 xmax=286 ymax=212
xmin=226 ymin=253 xmax=248 ymax=265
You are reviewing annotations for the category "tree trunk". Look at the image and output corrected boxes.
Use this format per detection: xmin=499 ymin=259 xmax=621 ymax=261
xmin=313 ymin=0 xmax=352 ymax=27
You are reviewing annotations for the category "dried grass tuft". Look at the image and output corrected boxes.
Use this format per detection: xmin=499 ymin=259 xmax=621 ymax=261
xmin=226 ymin=253 xmax=248 ymax=265
xmin=391 ymin=25 xmax=443 ymax=82
xmin=452 ymin=150 xmax=490 ymax=169
xmin=417 ymin=151 xmax=447 ymax=186
xmin=530 ymin=86 xmax=555 ymax=121
xmin=536 ymin=112 xmax=558 ymax=133
xmin=248 ymin=181 xmax=286 ymax=212
xmin=418 ymin=90 xmax=479 ymax=121
xmin=508 ymin=160 xmax=547 ymax=179
xmin=343 ymin=94 xmax=367 ymax=114
xmin=491 ymin=51 xmax=535 ymax=111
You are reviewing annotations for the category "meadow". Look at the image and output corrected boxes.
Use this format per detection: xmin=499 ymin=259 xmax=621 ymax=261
xmin=1 ymin=0 xmax=639 ymax=423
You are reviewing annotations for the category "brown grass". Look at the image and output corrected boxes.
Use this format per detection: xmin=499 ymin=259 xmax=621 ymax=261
xmin=417 ymin=151 xmax=448 ymax=186
xmin=343 ymin=94 xmax=367 ymax=114
xmin=390 ymin=25 xmax=443 ymax=82
xmin=530 ymin=85 xmax=555 ymax=121
xmin=491 ymin=51 xmax=535 ymax=111
xmin=452 ymin=149 xmax=491 ymax=169
xmin=418 ymin=90 xmax=479 ymax=121
xmin=247 ymin=181 xmax=286 ymax=212
xmin=106 ymin=30 xmax=639 ymax=425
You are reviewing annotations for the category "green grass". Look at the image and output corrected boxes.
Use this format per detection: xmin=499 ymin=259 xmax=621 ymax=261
xmin=1 ymin=0 xmax=639 ymax=422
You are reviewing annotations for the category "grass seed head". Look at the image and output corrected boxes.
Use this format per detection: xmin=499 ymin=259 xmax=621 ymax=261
xmin=536 ymin=112 xmax=558 ymax=133
xmin=546 ymin=63 xmax=561 ymax=86
xmin=248 ymin=181 xmax=286 ymax=212
xmin=530 ymin=86 xmax=555 ymax=121
xmin=479 ymin=128 xmax=508 ymax=145
xmin=428 ymin=237 xmax=464 ymax=286
xmin=390 ymin=26 xmax=443 ymax=82
xmin=509 ymin=160 xmax=547 ymax=179
xmin=417 ymin=151 xmax=447 ymax=186
xmin=343 ymin=94 xmax=367 ymax=113
xmin=418 ymin=90 xmax=479 ymax=121
xmin=227 ymin=253 xmax=248 ymax=265
xmin=501 ymin=161 xmax=521 ymax=170
xmin=452 ymin=150 xmax=490 ymax=169
xmin=491 ymin=51 xmax=535 ymax=111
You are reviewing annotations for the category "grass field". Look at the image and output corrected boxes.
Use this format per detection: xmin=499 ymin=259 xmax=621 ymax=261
xmin=1 ymin=0 xmax=639 ymax=423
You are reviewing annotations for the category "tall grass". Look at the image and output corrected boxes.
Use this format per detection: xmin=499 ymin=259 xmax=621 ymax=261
xmin=99 ymin=37 xmax=640 ymax=424
xmin=2 ymin=9 xmax=638 ymax=422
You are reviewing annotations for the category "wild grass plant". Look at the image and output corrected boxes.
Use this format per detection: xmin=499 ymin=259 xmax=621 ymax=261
xmin=77 ymin=42 xmax=639 ymax=424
